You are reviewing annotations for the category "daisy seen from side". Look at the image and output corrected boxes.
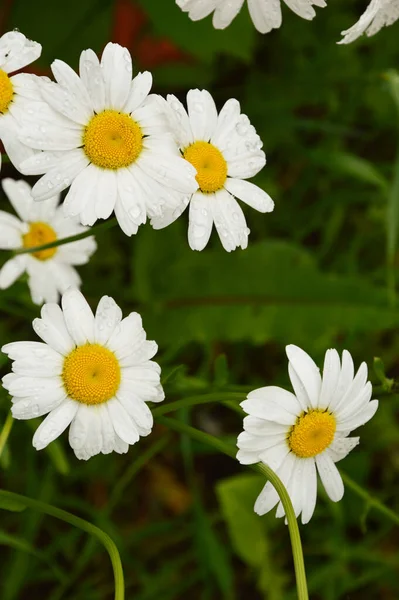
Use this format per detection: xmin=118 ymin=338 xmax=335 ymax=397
xmin=1 ymin=289 xmax=164 ymax=460
xmin=0 ymin=178 xmax=96 ymax=305
xmin=339 ymin=0 xmax=399 ymax=44
xmin=17 ymin=42 xmax=197 ymax=235
xmin=0 ymin=30 xmax=42 ymax=173
xmin=176 ymin=0 xmax=327 ymax=34
xmin=151 ymin=89 xmax=274 ymax=252
xmin=237 ymin=344 xmax=379 ymax=524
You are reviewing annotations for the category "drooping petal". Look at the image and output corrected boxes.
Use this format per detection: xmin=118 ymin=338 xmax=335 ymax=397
xmin=316 ymin=452 xmax=344 ymax=502
xmin=32 ymin=399 xmax=78 ymax=450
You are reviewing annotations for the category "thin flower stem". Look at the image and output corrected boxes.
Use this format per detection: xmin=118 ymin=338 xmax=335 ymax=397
xmin=0 ymin=490 xmax=125 ymax=600
xmin=156 ymin=415 xmax=309 ymax=600
xmin=341 ymin=471 xmax=399 ymax=527
xmin=0 ymin=413 xmax=13 ymax=459
xmin=152 ymin=392 xmax=245 ymax=417
xmin=14 ymin=218 xmax=117 ymax=256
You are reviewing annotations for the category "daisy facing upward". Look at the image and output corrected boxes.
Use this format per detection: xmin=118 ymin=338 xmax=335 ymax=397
xmin=237 ymin=345 xmax=378 ymax=523
xmin=152 ymin=89 xmax=274 ymax=252
xmin=0 ymin=179 xmax=96 ymax=305
xmin=1 ymin=289 xmax=164 ymax=460
xmin=17 ymin=42 xmax=197 ymax=235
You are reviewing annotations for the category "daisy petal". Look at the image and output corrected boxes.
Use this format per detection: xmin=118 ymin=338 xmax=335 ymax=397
xmin=186 ymin=89 xmax=218 ymax=142
xmin=33 ymin=303 xmax=75 ymax=355
xmin=32 ymin=399 xmax=78 ymax=450
xmin=316 ymin=453 xmax=344 ymax=502
xmin=224 ymin=178 xmax=274 ymax=213
xmin=61 ymin=288 xmax=95 ymax=346
xmin=286 ymin=344 xmax=321 ymax=409
xmin=188 ymin=191 xmax=213 ymax=251
xmin=328 ymin=437 xmax=359 ymax=463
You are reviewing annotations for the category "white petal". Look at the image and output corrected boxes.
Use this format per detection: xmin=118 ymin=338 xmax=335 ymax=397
xmin=254 ymin=452 xmax=296 ymax=516
xmin=101 ymin=43 xmax=132 ymax=110
xmin=328 ymin=436 xmax=359 ymax=463
xmin=237 ymin=430 xmax=283 ymax=451
xmin=117 ymin=390 xmax=153 ymax=436
xmin=283 ymin=0 xmax=318 ymax=20
xmin=236 ymin=448 xmax=262 ymax=465
xmin=12 ymin=388 xmax=66 ymax=420
xmin=0 ymin=256 xmax=26 ymax=289
xmin=94 ymin=296 xmax=123 ymax=346
xmin=246 ymin=386 xmax=301 ymax=415
xmin=166 ymin=94 xmax=194 ymax=148
xmin=224 ymin=178 xmax=274 ymax=213
xmin=188 ymin=191 xmax=213 ymax=251
xmin=329 ymin=359 xmax=366 ymax=414
xmin=242 ymin=415 xmax=287 ymax=437
xmin=107 ymin=312 xmax=144 ymax=357
xmin=247 ymin=0 xmax=282 ymax=33
xmin=317 ymin=349 xmax=341 ymax=410
xmin=0 ymin=31 xmax=41 ymax=73
xmin=138 ymin=152 xmax=197 ymax=194
xmin=123 ymin=71 xmax=153 ymax=114
xmin=1 ymin=178 xmax=34 ymax=221
xmin=211 ymin=189 xmax=249 ymax=252
xmin=336 ymin=399 xmax=379 ymax=432
xmin=300 ymin=458 xmax=317 ymax=524
xmin=213 ymin=0 xmax=245 ymax=28
xmin=186 ymin=89 xmax=218 ymax=142
xmin=211 ymin=98 xmax=241 ymax=149
xmin=286 ymin=344 xmax=321 ymax=409
xmin=1 ymin=341 xmax=60 ymax=360
xmin=33 ymin=303 xmax=75 ymax=355
xmin=39 ymin=78 xmax=92 ymax=125
xmin=32 ymin=399 xmax=78 ymax=450
xmin=107 ymin=399 xmax=139 ymax=445
xmin=51 ymin=59 xmax=92 ymax=112
xmin=227 ymin=152 xmax=266 ymax=179
xmin=79 ymin=49 xmax=106 ymax=113
xmin=335 ymin=382 xmax=372 ymax=421
xmin=316 ymin=453 xmax=344 ymax=502
xmin=31 ymin=150 xmax=90 ymax=202
xmin=258 ymin=442 xmax=290 ymax=471
xmin=61 ymin=288 xmax=95 ymax=346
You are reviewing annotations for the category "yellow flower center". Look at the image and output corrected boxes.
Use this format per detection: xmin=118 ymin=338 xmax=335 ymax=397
xmin=23 ymin=222 xmax=57 ymax=261
xmin=0 ymin=69 xmax=14 ymax=114
xmin=183 ymin=141 xmax=227 ymax=193
xmin=83 ymin=110 xmax=143 ymax=170
xmin=62 ymin=343 xmax=121 ymax=405
xmin=288 ymin=410 xmax=336 ymax=458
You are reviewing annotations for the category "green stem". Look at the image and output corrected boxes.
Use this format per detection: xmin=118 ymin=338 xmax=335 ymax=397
xmin=156 ymin=415 xmax=309 ymax=600
xmin=0 ymin=413 xmax=13 ymax=459
xmin=152 ymin=392 xmax=245 ymax=417
xmin=14 ymin=218 xmax=117 ymax=256
xmin=341 ymin=471 xmax=399 ymax=527
xmin=0 ymin=490 xmax=124 ymax=600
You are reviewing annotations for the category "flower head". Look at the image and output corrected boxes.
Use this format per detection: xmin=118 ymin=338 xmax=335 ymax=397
xmin=0 ymin=179 xmax=96 ymax=304
xmin=1 ymin=289 xmax=164 ymax=460
xmin=0 ymin=30 xmax=42 ymax=173
xmin=339 ymin=0 xmax=398 ymax=44
xmin=151 ymin=89 xmax=274 ymax=252
xmin=237 ymin=345 xmax=378 ymax=523
xmin=176 ymin=0 xmax=326 ymax=34
xmin=18 ymin=42 xmax=197 ymax=234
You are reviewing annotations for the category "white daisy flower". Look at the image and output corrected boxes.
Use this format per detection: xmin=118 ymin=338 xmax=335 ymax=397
xmin=176 ymin=0 xmax=327 ymax=34
xmin=339 ymin=0 xmax=399 ymax=44
xmin=0 ymin=178 xmax=96 ymax=305
xmin=17 ymin=42 xmax=197 ymax=235
xmin=1 ymin=288 xmax=164 ymax=460
xmin=151 ymin=89 xmax=274 ymax=252
xmin=237 ymin=345 xmax=379 ymax=524
xmin=0 ymin=30 xmax=42 ymax=173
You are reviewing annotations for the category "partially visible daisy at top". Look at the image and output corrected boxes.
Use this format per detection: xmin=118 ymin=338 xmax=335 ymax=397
xmin=17 ymin=42 xmax=197 ymax=235
xmin=339 ymin=0 xmax=399 ymax=44
xmin=176 ymin=0 xmax=327 ymax=34
xmin=0 ymin=30 xmax=42 ymax=173
xmin=0 ymin=178 xmax=96 ymax=304
xmin=237 ymin=345 xmax=378 ymax=524
xmin=152 ymin=89 xmax=274 ymax=252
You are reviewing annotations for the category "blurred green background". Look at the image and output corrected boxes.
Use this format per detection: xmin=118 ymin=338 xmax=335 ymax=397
xmin=1 ymin=0 xmax=399 ymax=598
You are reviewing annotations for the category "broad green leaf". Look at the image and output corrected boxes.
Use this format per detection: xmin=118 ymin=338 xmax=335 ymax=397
xmin=135 ymin=228 xmax=399 ymax=349
xmin=216 ymin=473 xmax=286 ymax=599
xmin=136 ymin=0 xmax=256 ymax=63
xmin=312 ymin=150 xmax=388 ymax=190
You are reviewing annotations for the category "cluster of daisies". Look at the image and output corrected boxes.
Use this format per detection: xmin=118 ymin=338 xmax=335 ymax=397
xmin=177 ymin=0 xmax=399 ymax=43
xmin=0 ymin=27 xmax=379 ymax=525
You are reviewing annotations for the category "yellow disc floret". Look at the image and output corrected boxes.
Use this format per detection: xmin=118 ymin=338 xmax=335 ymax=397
xmin=0 ymin=69 xmax=14 ymax=114
xmin=83 ymin=110 xmax=143 ymax=170
xmin=23 ymin=222 xmax=58 ymax=261
xmin=62 ymin=343 xmax=121 ymax=405
xmin=288 ymin=410 xmax=336 ymax=458
xmin=183 ymin=141 xmax=227 ymax=193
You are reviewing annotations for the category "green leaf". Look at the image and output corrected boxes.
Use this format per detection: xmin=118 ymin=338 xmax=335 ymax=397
xmin=0 ymin=495 xmax=27 ymax=512
xmin=136 ymin=0 xmax=256 ymax=63
xmin=136 ymin=229 xmax=399 ymax=348
xmin=312 ymin=150 xmax=388 ymax=190
xmin=216 ymin=473 xmax=286 ymax=598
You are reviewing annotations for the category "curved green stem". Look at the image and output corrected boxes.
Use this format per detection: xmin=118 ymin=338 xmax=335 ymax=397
xmin=156 ymin=415 xmax=309 ymax=600
xmin=0 ymin=413 xmax=13 ymax=459
xmin=14 ymin=218 xmax=117 ymax=256
xmin=341 ymin=471 xmax=399 ymax=527
xmin=0 ymin=490 xmax=124 ymax=600
xmin=152 ymin=392 xmax=245 ymax=417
